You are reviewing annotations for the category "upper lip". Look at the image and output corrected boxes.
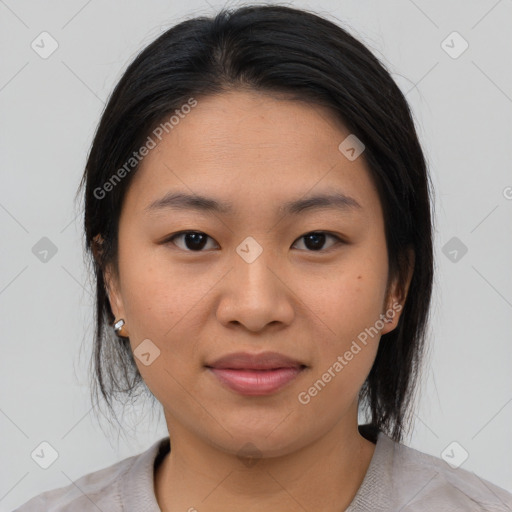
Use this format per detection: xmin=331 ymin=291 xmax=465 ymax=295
xmin=205 ymin=351 xmax=306 ymax=370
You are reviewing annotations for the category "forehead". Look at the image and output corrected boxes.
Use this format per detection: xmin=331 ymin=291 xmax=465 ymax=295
xmin=122 ymin=90 xmax=382 ymax=219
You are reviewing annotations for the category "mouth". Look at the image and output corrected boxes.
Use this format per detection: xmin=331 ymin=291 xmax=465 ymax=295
xmin=204 ymin=351 xmax=307 ymax=396
xmin=206 ymin=366 xmax=307 ymax=396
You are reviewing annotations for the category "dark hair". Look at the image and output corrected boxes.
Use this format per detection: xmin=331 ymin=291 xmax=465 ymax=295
xmin=78 ymin=4 xmax=434 ymax=443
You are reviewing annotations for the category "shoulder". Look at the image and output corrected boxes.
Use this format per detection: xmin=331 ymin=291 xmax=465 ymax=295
xmin=380 ymin=434 xmax=512 ymax=511
xmin=13 ymin=452 xmax=137 ymax=512
xmin=14 ymin=437 xmax=168 ymax=512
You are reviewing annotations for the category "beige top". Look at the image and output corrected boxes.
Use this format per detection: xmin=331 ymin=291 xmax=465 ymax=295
xmin=15 ymin=430 xmax=512 ymax=511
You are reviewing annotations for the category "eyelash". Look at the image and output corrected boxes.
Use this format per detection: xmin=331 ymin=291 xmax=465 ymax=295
xmin=164 ymin=230 xmax=344 ymax=253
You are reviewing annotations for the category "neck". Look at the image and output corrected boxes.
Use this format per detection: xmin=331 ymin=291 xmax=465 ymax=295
xmin=155 ymin=416 xmax=377 ymax=512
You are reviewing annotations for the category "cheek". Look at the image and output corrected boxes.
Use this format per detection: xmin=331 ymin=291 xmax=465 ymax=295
xmin=301 ymin=264 xmax=387 ymax=341
xmin=117 ymin=230 xmax=181 ymax=303
xmin=115 ymin=241 xmax=195 ymax=342
xmin=293 ymin=271 xmax=384 ymax=416
xmin=122 ymin=271 xmax=175 ymax=335
xmin=117 ymin=255 xmax=202 ymax=407
xmin=295 ymin=250 xmax=388 ymax=385
xmin=117 ymin=245 xmax=227 ymax=376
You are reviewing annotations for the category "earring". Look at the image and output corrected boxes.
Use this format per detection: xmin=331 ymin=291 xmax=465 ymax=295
xmin=113 ymin=318 xmax=128 ymax=337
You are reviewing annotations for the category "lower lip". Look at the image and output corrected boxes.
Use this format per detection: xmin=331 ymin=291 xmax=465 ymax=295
xmin=207 ymin=367 xmax=305 ymax=396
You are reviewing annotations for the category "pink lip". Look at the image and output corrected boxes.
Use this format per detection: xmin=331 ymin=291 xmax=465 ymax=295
xmin=207 ymin=367 xmax=305 ymax=396
xmin=206 ymin=350 xmax=305 ymax=371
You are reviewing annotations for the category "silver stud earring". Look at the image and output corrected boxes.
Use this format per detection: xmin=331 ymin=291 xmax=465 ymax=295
xmin=113 ymin=318 xmax=127 ymax=337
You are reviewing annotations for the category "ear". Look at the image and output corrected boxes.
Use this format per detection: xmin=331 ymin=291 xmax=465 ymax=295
xmin=380 ymin=247 xmax=415 ymax=335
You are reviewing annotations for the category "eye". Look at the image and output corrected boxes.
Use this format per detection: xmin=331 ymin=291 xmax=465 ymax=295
xmin=166 ymin=231 xmax=219 ymax=252
xmin=291 ymin=231 xmax=342 ymax=252
xmin=164 ymin=230 xmax=343 ymax=253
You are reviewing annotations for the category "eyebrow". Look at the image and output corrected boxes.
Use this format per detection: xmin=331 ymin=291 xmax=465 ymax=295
xmin=144 ymin=191 xmax=362 ymax=216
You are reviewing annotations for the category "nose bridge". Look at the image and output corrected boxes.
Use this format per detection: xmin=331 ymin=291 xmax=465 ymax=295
xmin=215 ymin=235 xmax=294 ymax=330
xmin=233 ymin=234 xmax=278 ymax=294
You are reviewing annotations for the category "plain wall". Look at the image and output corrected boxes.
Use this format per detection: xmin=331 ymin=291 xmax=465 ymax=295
xmin=1 ymin=0 xmax=511 ymax=510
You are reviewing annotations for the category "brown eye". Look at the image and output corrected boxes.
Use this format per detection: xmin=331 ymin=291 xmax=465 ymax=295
xmin=165 ymin=230 xmax=342 ymax=253
xmin=292 ymin=231 xmax=342 ymax=252
xmin=167 ymin=231 xmax=218 ymax=251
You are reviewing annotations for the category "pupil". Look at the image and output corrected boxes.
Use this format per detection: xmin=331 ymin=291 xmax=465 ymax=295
xmin=305 ymin=232 xmax=325 ymax=250
xmin=186 ymin=232 xmax=207 ymax=250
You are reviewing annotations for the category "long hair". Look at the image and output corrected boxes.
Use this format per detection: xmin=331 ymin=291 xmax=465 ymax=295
xmin=77 ymin=4 xmax=434 ymax=443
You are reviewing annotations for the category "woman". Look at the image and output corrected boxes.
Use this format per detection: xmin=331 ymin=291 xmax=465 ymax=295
xmin=16 ymin=4 xmax=512 ymax=511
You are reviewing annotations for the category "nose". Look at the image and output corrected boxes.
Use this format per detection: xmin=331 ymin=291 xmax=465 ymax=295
xmin=215 ymin=244 xmax=295 ymax=332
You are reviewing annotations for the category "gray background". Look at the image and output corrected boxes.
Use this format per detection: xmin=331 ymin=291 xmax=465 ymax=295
xmin=1 ymin=0 xmax=511 ymax=510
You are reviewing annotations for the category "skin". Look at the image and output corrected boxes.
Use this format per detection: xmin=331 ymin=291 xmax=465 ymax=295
xmin=105 ymin=89 xmax=413 ymax=512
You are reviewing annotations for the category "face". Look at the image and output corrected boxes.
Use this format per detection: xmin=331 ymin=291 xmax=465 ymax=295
xmin=105 ymin=90 xmax=410 ymax=457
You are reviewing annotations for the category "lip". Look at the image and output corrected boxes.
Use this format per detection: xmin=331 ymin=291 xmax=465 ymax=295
xmin=205 ymin=351 xmax=307 ymax=396
xmin=205 ymin=351 xmax=305 ymax=370
xmin=207 ymin=367 xmax=305 ymax=396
